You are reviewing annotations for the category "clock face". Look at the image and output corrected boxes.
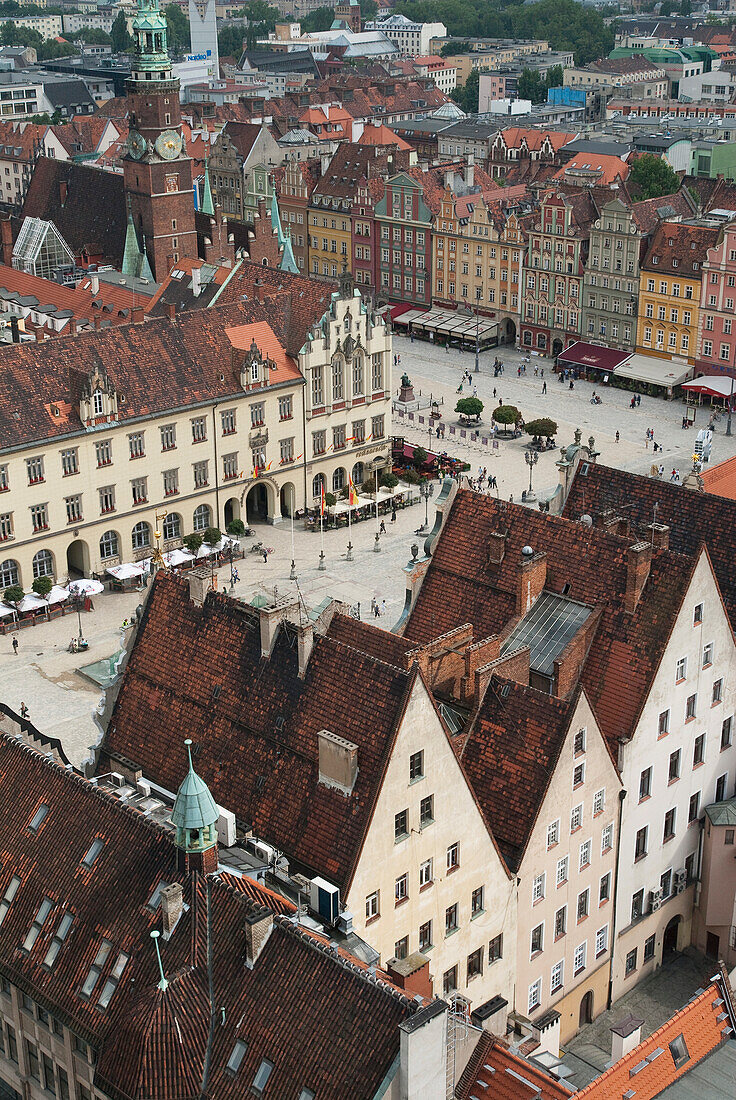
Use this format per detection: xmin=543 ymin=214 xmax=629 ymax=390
xmin=155 ymin=130 xmax=183 ymax=161
xmin=127 ymin=130 xmax=147 ymax=160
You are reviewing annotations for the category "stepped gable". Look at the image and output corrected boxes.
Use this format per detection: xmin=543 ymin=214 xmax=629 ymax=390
xmin=563 ymin=461 xmax=736 ymax=629
xmin=461 ymin=681 xmax=578 ymax=872
xmin=21 ymin=157 xmax=126 ymax=267
xmin=405 ymin=490 xmax=695 ymax=746
xmin=103 ymin=573 xmax=415 ymax=892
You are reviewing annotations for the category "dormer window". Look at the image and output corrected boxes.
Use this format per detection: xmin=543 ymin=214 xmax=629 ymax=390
xmin=251 ymin=361 xmax=259 ymax=382
xmin=93 ymin=390 xmax=104 ymax=416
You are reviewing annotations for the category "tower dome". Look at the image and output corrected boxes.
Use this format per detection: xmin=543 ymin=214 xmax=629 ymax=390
xmin=171 ymin=739 xmax=219 ymax=873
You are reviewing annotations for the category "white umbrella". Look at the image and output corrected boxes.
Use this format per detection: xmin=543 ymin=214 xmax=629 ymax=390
xmin=0 ymin=603 xmax=15 ymax=618
xmin=16 ymin=592 xmax=48 ymax=613
xmin=47 ymin=585 xmax=69 ymax=605
xmin=165 ymin=548 xmax=195 ymax=566
xmin=107 ymin=563 xmax=145 ymax=580
xmin=67 ymin=578 xmax=104 ymax=597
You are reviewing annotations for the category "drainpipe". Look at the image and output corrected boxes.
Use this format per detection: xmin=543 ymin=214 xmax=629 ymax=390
xmin=607 ymin=787 xmax=627 ymax=1010
xmin=301 ymin=381 xmax=308 ymax=512
xmin=212 ymin=404 xmax=220 ymax=529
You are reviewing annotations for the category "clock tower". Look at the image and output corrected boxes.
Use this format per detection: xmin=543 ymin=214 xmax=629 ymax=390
xmin=123 ymin=0 xmax=197 ymax=280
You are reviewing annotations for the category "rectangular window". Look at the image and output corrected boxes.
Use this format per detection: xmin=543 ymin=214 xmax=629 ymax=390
xmin=551 ymin=959 xmax=564 ymax=993
xmin=22 ymin=896 xmax=53 ymax=952
xmin=467 ymin=947 xmax=483 ymax=981
xmin=573 ymin=762 xmax=585 ymax=788
xmin=365 ymin=891 xmax=379 ymax=920
xmin=445 ymin=903 xmax=458 ymax=936
xmin=599 ymin=872 xmax=611 ymax=904
xmin=193 ymin=460 xmax=208 ymax=489
xmin=0 ymin=464 xmax=7 ymax=491
xmin=191 ymin=417 xmax=207 ymax=443
xmin=644 ymin=934 xmax=656 ymax=962
xmin=577 ymin=888 xmax=589 ymax=922
xmin=131 ymin=477 xmax=147 ymax=506
xmin=574 ymin=728 xmax=586 ymax=755
xmin=663 ymin=807 xmax=676 ymax=842
xmin=593 ymin=789 xmax=605 ymax=816
xmin=447 ymin=842 xmax=459 ymax=871
xmin=418 ymin=920 xmax=432 ymax=951
xmin=532 ymin=873 xmax=546 ymax=903
xmin=43 ymin=911 xmax=73 ymax=968
xmin=676 ymin=657 xmax=687 ymax=681
xmin=556 ymin=855 xmax=568 ymax=887
xmin=579 ymin=839 xmax=592 ymax=871
xmin=160 ymin=424 xmax=176 ymax=451
xmin=163 ymin=468 xmax=179 ymax=497
xmin=128 ymin=432 xmax=144 ymax=459
xmin=394 ymin=809 xmax=408 ymax=842
xmin=686 ymin=694 xmax=697 ymax=721
xmin=61 ymin=447 xmax=78 ymax=476
xmin=574 ymin=941 xmax=586 ymax=976
xmin=409 ymin=750 xmax=424 ymax=781
xmin=694 ymin=603 xmax=703 ymax=625
xmin=278 ymin=395 xmax=293 ymax=420
xmin=221 ymin=409 xmax=236 ymax=435
xmin=635 ymin=825 xmax=648 ymax=860
xmin=95 ymin=439 xmax=112 ymax=467
xmin=703 ymin=643 xmax=714 ymax=668
xmin=471 ymin=886 xmax=484 ymax=916
xmin=332 ymin=425 xmax=346 ymax=452
xmin=659 ymin=710 xmax=670 ymax=737
xmin=694 ymin=733 xmax=706 ymax=766
xmin=716 ymin=773 xmax=728 ymax=802
xmin=420 ymin=794 xmax=434 ymax=827
xmin=669 ymin=749 xmax=681 ymax=783
xmin=395 ymin=873 xmax=408 ymax=904
xmin=713 ymin=679 xmax=723 ymax=705
xmin=65 ymin=494 xmax=82 ymax=523
xmin=312 ymin=431 xmax=326 ymax=457
xmin=371 ymin=354 xmax=383 ymax=393
xmin=30 ymin=503 xmax=48 ymax=532
xmin=547 ymin=820 xmax=560 ymax=849
xmin=528 ymin=978 xmax=542 ymax=1013
xmin=530 ymin=923 xmax=544 ymax=956
xmin=595 ymin=925 xmax=608 ymax=957
xmin=443 ymin=966 xmax=457 ymax=995
xmin=554 ymin=905 xmax=566 ymax=939
xmin=394 ymin=936 xmax=408 ymax=960
xmin=371 ymin=415 xmax=385 ymax=440
xmin=722 ymin=717 xmax=733 ymax=750
xmin=279 ymin=438 xmax=294 ymax=465
xmin=571 ymin=804 xmax=582 ymax=832
xmin=625 ymin=947 xmax=637 ymax=976
xmin=0 ymin=511 xmax=11 ymax=541
xmin=661 ymin=868 xmax=673 ymax=899
xmin=488 ymin=933 xmax=503 ymax=962
xmin=26 ymin=456 xmax=44 ymax=484
xmin=26 ymin=1040 xmax=40 ymax=1081
xmin=311 ymin=369 xmax=323 ymax=406
xmin=222 ymin=454 xmax=238 ymax=481
xmin=639 ymin=767 xmax=652 ymax=801
xmin=419 ymin=858 xmax=433 ymax=888
xmin=0 ymin=875 xmax=21 ymax=928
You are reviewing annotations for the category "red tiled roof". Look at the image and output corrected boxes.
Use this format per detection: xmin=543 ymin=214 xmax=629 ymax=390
xmin=641 ymin=220 xmax=720 ymax=277
xmin=562 ymin=462 xmax=736 ymax=631
xmin=102 ymin=574 xmax=417 ymax=893
xmin=554 ymin=153 xmax=630 ymax=186
xmin=358 ymin=121 xmax=412 ymax=150
xmin=499 ymin=128 xmax=574 ymax=153
xmin=0 ymin=263 xmax=138 ymax=330
xmin=632 ymin=187 xmax=696 ymax=234
xmin=702 ymin=454 xmax=736 ymax=500
xmin=457 ymin=1031 xmax=574 ymax=1100
xmin=405 ymin=490 xmax=696 ymax=748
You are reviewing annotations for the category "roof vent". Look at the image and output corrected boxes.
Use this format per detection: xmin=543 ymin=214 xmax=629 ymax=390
xmin=580 ymin=514 xmax=593 ymax=526
xmin=521 ymin=545 xmax=534 ymax=558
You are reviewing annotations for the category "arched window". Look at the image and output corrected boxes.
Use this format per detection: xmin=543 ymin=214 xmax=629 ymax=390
xmin=0 ymin=559 xmax=18 ymax=587
xmin=312 ymin=473 xmax=325 ymax=500
xmin=131 ymin=521 xmax=151 ymax=550
xmin=351 ymin=461 xmax=364 ymax=485
xmin=32 ymin=549 xmax=54 ymax=580
xmin=332 ymin=467 xmax=345 ymax=492
xmin=92 ymin=390 xmax=104 ymax=416
xmin=99 ymin=530 xmax=118 ymax=560
xmin=193 ymin=504 xmax=211 ymax=531
xmin=163 ymin=513 xmax=181 ymax=541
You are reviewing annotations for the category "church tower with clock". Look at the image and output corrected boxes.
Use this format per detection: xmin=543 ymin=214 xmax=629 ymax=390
xmin=123 ymin=0 xmax=197 ymax=280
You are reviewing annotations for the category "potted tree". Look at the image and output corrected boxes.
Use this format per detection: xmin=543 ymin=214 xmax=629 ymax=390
xmin=455 ymin=396 xmax=484 ymax=425
xmin=226 ymin=518 xmax=246 ymax=537
xmin=525 ymin=418 xmax=558 ymax=449
xmin=32 ymin=576 xmax=53 ymax=600
xmin=183 ymin=533 xmax=203 ymax=556
xmin=492 ymin=404 xmax=521 ymax=437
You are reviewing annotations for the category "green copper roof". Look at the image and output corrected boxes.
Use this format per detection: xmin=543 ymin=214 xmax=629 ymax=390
xmin=171 ymin=741 xmax=219 ymax=831
xmin=132 ymin=0 xmax=170 ymax=73
xmin=280 ymin=228 xmax=299 ymax=275
xmin=705 ymin=797 xmax=736 ymax=827
xmin=201 ymin=161 xmax=214 ymax=217
xmin=271 ymin=190 xmax=285 ymax=248
xmin=122 ymin=204 xmax=153 ymax=281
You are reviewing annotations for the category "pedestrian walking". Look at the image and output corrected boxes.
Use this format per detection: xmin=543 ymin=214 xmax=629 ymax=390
xmin=493 ymin=387 xmax=497 ymax=398
xmin=615 ymin=430 xmax=620 ymax=443
xmin=20 ymin=702 xmax=28 ymax=721
xmin=391 ymin=507 xmax=397 ymax=523
xmin=262 ymin=549 xmax=268 ymax=563
xmin=12 ymin=636 xmax=18 ymax=655
xmin=382 ymin=599 xmax=387 ymax=617
xmin=569 ymin=379 xmax=574 ymax=390
xmin=373 ymin=602 xmax=380 ymax=618
xmin=542 ymin=381 xmax=547 ymax=394
xmin=379 ymin=519 xmax=386 ymax=534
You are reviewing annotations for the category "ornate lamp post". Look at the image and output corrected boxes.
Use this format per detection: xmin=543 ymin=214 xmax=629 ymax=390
xmin=417 ymin=480 xmax=435 ymax=534
xmin=524 ymin=448 xmax=538 ymax=503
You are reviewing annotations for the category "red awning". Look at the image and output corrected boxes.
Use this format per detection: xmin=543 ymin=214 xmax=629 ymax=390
xmin=389 ymin=304 xmax=412 ymax=321
xmin=557 ymin=341 xmax=632 ymax=372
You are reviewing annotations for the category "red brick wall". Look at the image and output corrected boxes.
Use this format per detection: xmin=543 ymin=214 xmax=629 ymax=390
xmin=552 ymin=607 xmax=602 ymax=698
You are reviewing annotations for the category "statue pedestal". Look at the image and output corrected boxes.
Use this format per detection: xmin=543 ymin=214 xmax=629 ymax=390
xmin=399 ymin=384 xmax=415 ymax=403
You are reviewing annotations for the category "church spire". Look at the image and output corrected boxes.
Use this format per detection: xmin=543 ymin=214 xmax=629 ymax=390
xmin=122 ymin=198 xmax=154 ymax=281
xmin=131 ymin=0 xmax=172 ymax=82
xmin=201 ymin=158 xmax=214 ymax=217
xmin=270 ymin=187 xmax=285 ymax=248
xmin=279 ymin=227 xmax=299 ymax=275
xmin=171 ymin=739 xmax=219 ymax=874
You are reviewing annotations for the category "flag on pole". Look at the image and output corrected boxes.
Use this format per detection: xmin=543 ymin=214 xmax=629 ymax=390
xmin=320 ymin=482 xmax=325 ymax=516
xmin=348 ymin=476 xmax=359 ymax=506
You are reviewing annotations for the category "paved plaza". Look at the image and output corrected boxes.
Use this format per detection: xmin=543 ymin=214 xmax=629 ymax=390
xmin=4 ymin=336 xmax=736 ymax=767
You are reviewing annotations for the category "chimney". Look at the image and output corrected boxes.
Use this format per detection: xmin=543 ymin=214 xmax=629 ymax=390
xmin=0 ymin=218 xmax=13 ymax=266
xmin=160 ymin=883 xmax=184 ymax=940
xmin=386 ymin=952 xmax=433 ymax=1000
xmin=90 ymin=274 xmax=99 ymax=296
xmin=646 ymin=522 xmax=670 ymax=551
xmin=465 ymin=153 xmax=475 ymax=188
xmin=93 ymin=314 xmax=102 ymax=331
xmin=244 ymin=909 xmax=273 ymax=969
xmin=132 ymin=306 xmax=144 ymax=325
xmin=187 ymin=566 xmax=214 ymax=606
xmin=610 ymin=1014 xmax=644 ymax=1062
xmin=191 ymin=266 xmax=201 ymax=298
xmin=10 ymin=315 xmax=19 ymax=343
xmin=399 ymin=1002 xmax=448 ymax=1100
xmin=624 ymin=542 xmax=652 ymax=615
xmin=297 ymin=621 xmax=313 ymax=678
xmin=59 ymin=180 xmax=67 ymax=206
xmin=165 ymin=301 xmax=176 ymax=320
xmin=254 ymin=277 xmax=266 ymax=302
xmin=258 ymin=604 xmax=284 ymax=659
xmin=487 ymin=529 xmax=508 ymax=565
xmin=317 ymin=729 xmax=358 ymax=795
xmin=517 ymin=547 xmax=546 ymax=617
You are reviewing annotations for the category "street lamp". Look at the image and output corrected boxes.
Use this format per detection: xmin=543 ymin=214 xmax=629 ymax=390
xmin=68 ymin=590 xmax=85 ymax=645
xmin=417 ymin=480 xmax=435 ymax=534
xmin=524 ymin=448 xmax=538 ymax=503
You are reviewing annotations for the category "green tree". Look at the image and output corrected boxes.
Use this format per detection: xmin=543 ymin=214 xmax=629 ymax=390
xmin=203 ymin=526 xmax=222 ymax=547
xmin=518 ymin=68 xmax=546 ymax=104
xmin=183 ymin=532 xmax=203 ymax=556
xmin=67 ymin=27 xmax=112 ymax=44
xmin=32 ymin=575 xmax=52 ymax=598
xmin=380 ymin=471 xmax=399 ymax=489
xmin=324 ymin=491 xmax=337 ymax=508
xmin=525 ymin=417 xmax=558 ymax=438
xmin=218 ymin=23 xmax=245 ymax=58
xmin=226 ymin=518 xmax=246 ymax=536
xmin=456 ymin=396 xmax=484 ymax=419
xmin=302 ymin=5 xmax=334 ymax=31
xmin=412 ymin=446 xmax=428 ymax=467
xmin=546 ymin=64 xmax=563 ymax=89
xmin=3 ymin=584 xmax=24 ymax=606
xmin=629 ymin=154 xmax=680 ymax=201
xmin=493 ymin=404 xmax=520 ymax=428
xmin=359 ymin=0 xmax=377 ymax=18
xmin=451 ymin=68 xmax=478 ymax=112
xmin=164 ymin=3 xmax=190 ymax=53
xmin=111 ymin=10 xmax=133 ymax=52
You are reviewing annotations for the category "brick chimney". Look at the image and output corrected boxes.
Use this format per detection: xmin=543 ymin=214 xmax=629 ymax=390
xmin=386 ymin=952 xmax=433 ymax=1000
xmin=624 ymin=542 xmax=652 ymax=615
xmin=132 ymin=306 xmax=144 ymax=325
xmin=646 ymin=522 xmax=670 ymax=551
xmin=244 ymin=910 xmax=273 ymax=969
xmin=165 ymin=301 xmax=176 ymax=320
xmin=487 ymin=530 xmax=508 ymax=565
xmin=0 ymin=218 xmax=13 ymax=266
xmin=160 ymin=883 xmax=183 ymax=940
xmin=59 ymin=180 xmax=68 ymax=206
xmin=517 ymin=548 xmax=546 ymax=617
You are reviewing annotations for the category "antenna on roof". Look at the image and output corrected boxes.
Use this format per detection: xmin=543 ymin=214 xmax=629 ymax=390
xmin=150 ymin=930 xmax=169 ymax=992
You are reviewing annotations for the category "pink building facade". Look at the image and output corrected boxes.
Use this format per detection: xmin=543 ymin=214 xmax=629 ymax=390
xmin=696 ymin=224 xmax=736 ymax=378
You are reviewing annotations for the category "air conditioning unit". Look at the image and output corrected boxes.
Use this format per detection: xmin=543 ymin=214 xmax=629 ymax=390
xmin=649 ymin=887 xmax=663 ymax=912
xmin=336 ymin=910 xmax=354 ymax=935
xmin=136 ymin=779 xmax=151 ymax=798
xmin=216 ymin=808 xmax=236 ymax=847
xmin=310 ymin=876 xmax=340 ymax=924
xmin=675 ymin=869 xmax=687 ymax=894
xmin=109 ymin=772 xmax=125 ymax=787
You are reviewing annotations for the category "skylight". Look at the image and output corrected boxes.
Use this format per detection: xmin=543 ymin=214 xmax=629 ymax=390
xmin=0 ymin=875 xmax=21 ymax=928
xmin=227 ymin=1039 xmax=248 ymax=1073
xmin=147 ymin=880 xmax=170 ymax=910
xmin=43 ymin=912 xmax=74 ymax=968
xmin=81 ymin=838 xmax=104 ymax=868
xmin=28 ymin=804 xmax=49 ymax=832
xmin=97 ymin=951 xmax=129 ymax=1009
xmin=669 ymin=1033 xmax=689 ymax=1068
xmin=253 ymin=1060 xmax=274 ymax=1092
xmin=81 ymin=939 xmax=111 ymax=997
xmin=22 ymin=897 xmax=53 ymax=952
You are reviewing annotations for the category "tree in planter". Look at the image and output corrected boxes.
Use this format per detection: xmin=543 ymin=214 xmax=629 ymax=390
xmin=403 ymin=468 xmax=422 ymax=485
xmin=226 ymin=518 xmax=246 ymax=536
xmin=4 ymin=584 xmax=23 ymax=607
xmin=525 ymin=417 xmax=558 ymax=439
xmin=32 ymin=576 xmax=52 ymax=599
xmin=412 ymin=446 xmax=428 ymax=468
xmin=203 ymin=526 xmax=222 ymax=547
xmin=455 ymin=396 xmax=484 ymax=420
xmin=380 ymin=471 xmax=399 ymax=490
xmin=324 ymin=492 xmax=337 ymax=508
xmin=362 ymin=475 xmax=377 ymax=495
xmin=183 ymin=533 xmax=203 ymax=556
xmin=493 ymin=405 xmax=521 ymax=432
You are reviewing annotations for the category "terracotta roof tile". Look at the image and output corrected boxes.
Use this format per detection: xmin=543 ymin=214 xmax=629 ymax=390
xmin=702 ymin=454 xmax=736 ymax=500
xmin=641 ymin=220 xmax=720 ymax=277
xmin=456 ymin=1031 xmax=573 ymax=1100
